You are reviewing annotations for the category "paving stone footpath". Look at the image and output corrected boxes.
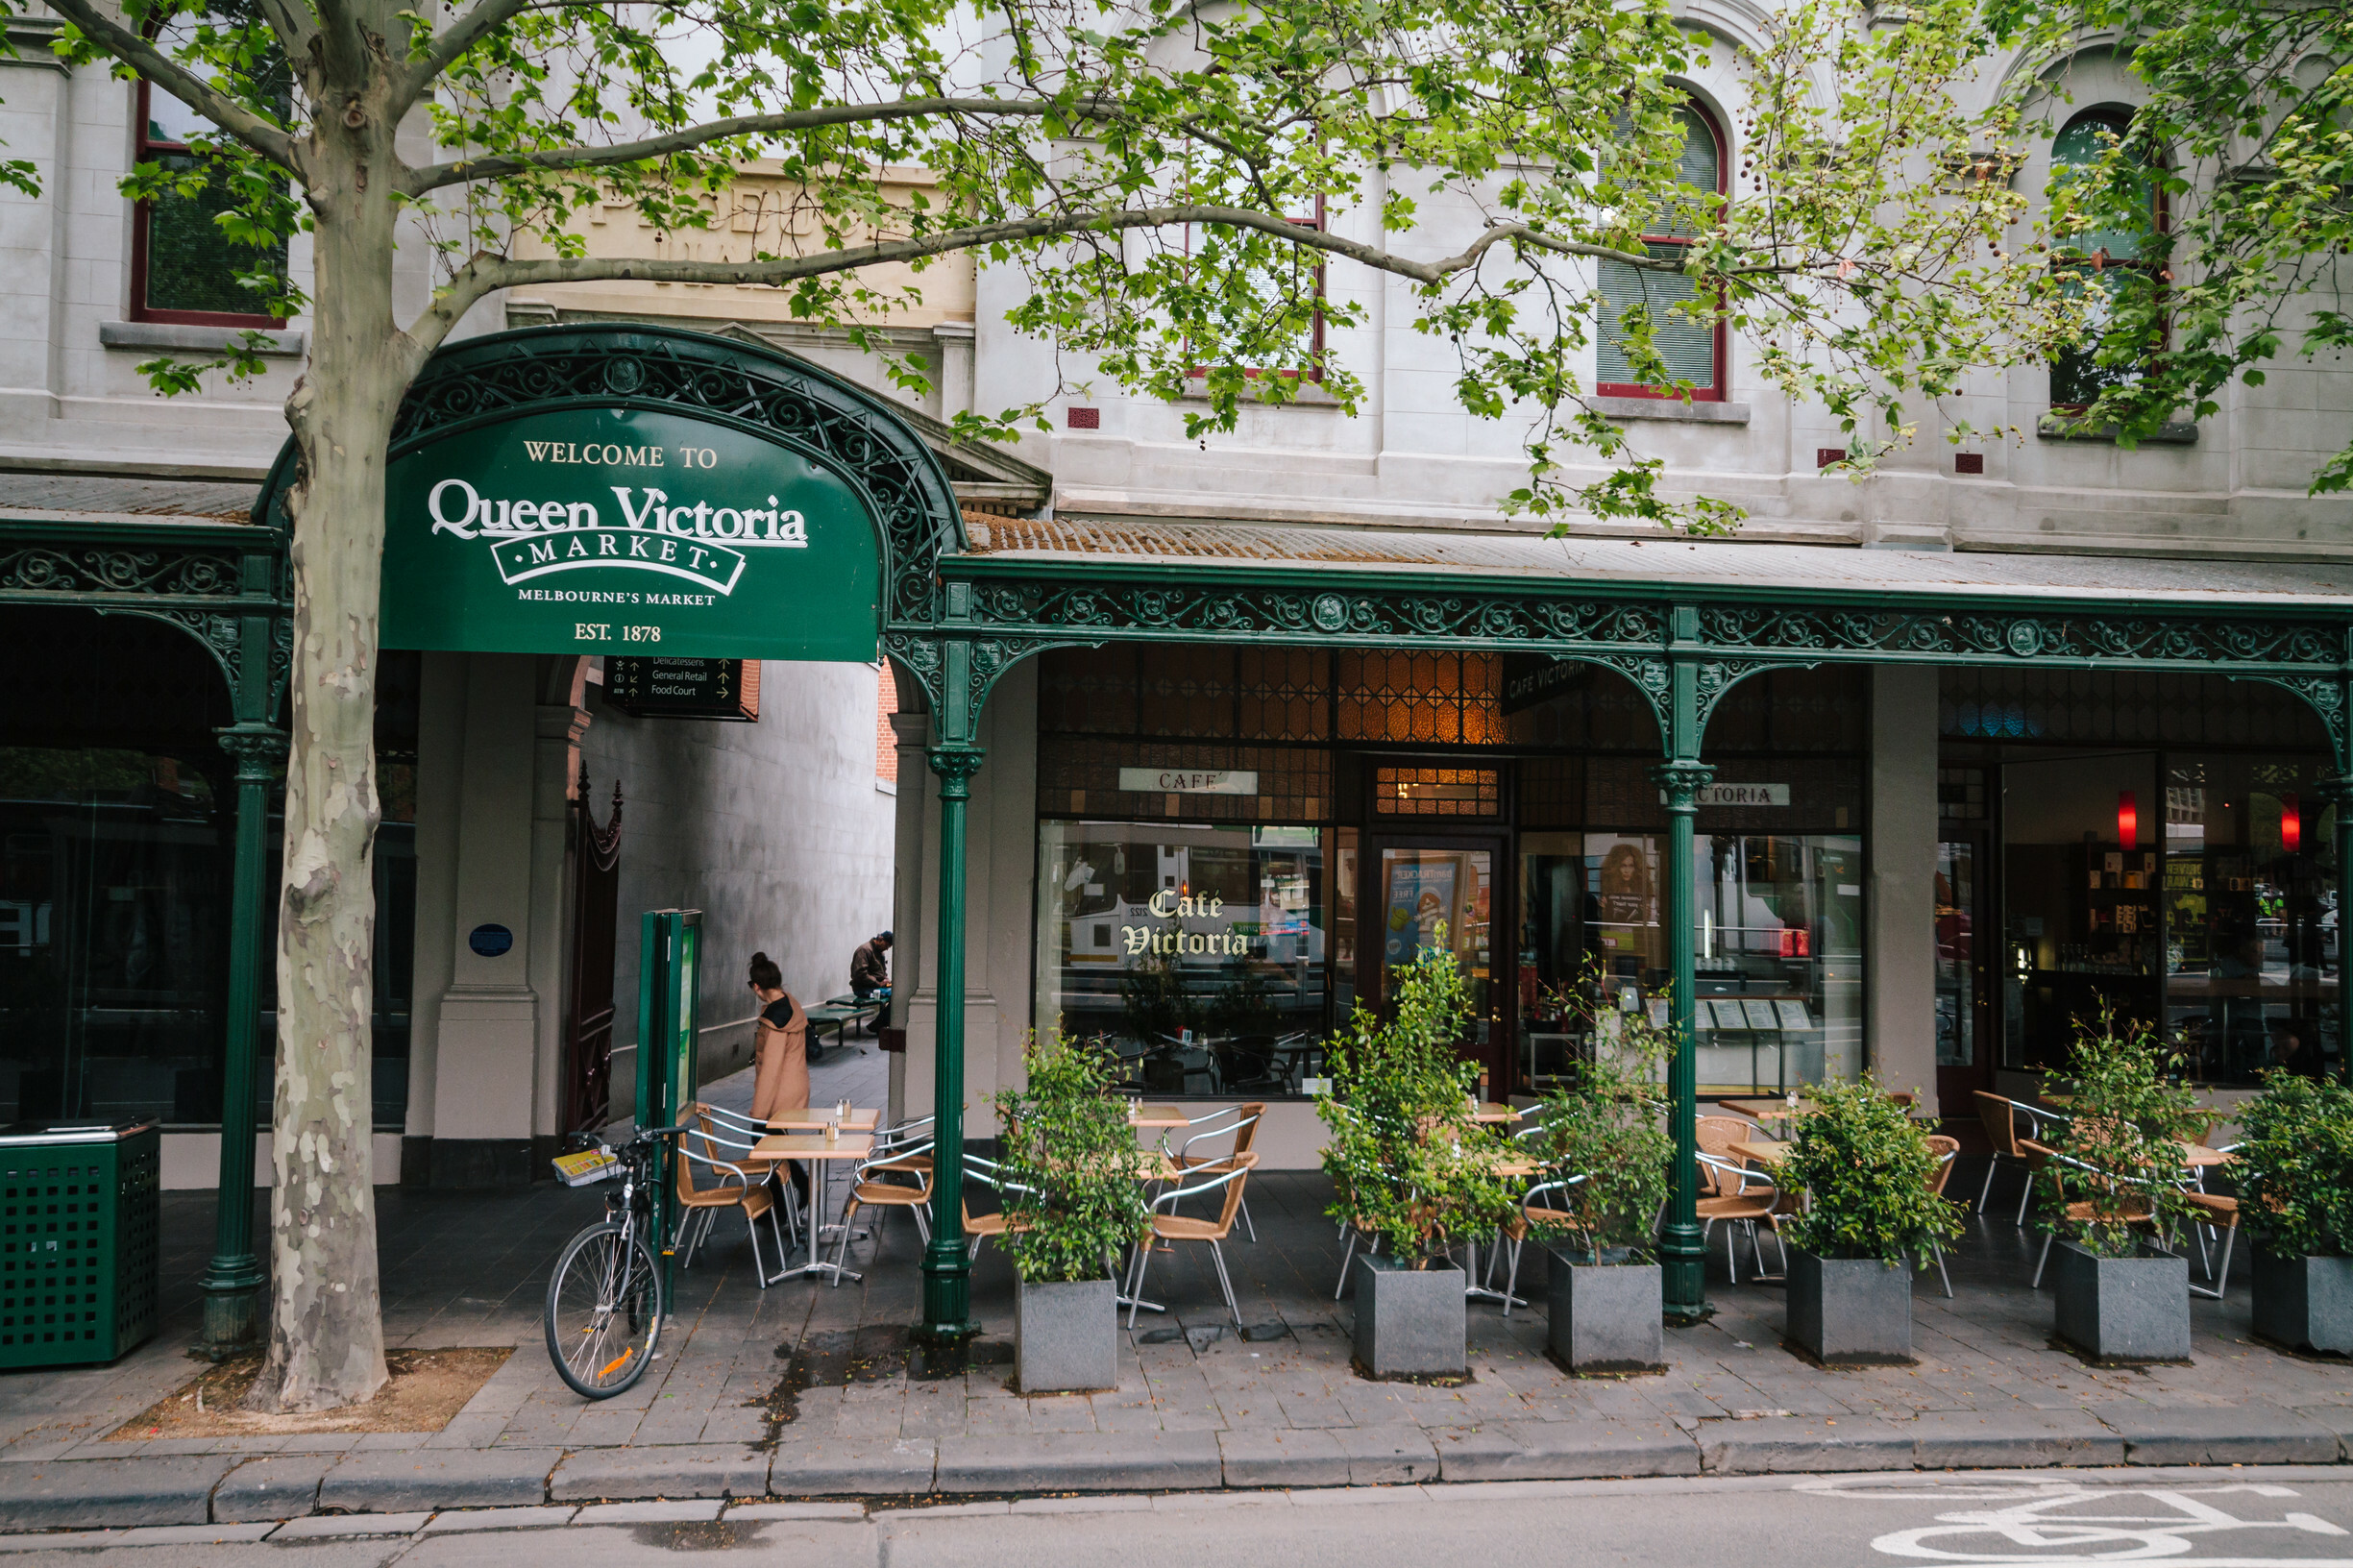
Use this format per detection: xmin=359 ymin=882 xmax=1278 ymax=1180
xmin=0 ymin=1054 xmax=2343 ymax=1530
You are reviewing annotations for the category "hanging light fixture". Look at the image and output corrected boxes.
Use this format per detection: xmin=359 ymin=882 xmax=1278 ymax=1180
xmin=2117 ymin=790 xmax=2138 ymax=850
xmin=2282 ymin=792 xmax=2302 ymax=853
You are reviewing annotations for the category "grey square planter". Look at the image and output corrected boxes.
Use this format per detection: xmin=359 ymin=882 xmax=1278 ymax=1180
xmin=1546 ymin=1248 xmax=1663 ymax=1373
xmin=2252 ymin=1251 xmax=2353 ymax=1356
xmin=1785 ymin=1251 xmax=1913 ymax=1366
xmin=1353 ymin=1253 xmax=1466 ymax=1378
xmin=1016 ymin=1277 xmax=1117 ymax=1393
xmin=2049 ymin=1240 xmax=2190 ymax=1363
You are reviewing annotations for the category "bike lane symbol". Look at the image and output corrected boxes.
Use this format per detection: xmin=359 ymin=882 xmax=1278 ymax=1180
xmin=1792 ymin=1476 xmax=2352 ymax=1564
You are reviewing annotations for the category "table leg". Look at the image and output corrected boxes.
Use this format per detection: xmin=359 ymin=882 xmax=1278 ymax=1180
xmin=772 ymin=1161 xmax=866 ymax=1284
xmin=1462 ymin=1237 xmax=1528 ymax=1309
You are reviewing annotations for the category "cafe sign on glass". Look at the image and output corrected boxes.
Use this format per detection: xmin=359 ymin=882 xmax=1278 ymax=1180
xmin=1118 ymin=769 xmax=1260 ymax=796
xmin=380 ymin=405 xmax=883 ymax=659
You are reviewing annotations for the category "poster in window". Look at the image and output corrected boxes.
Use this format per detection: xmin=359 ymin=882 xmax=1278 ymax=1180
xmin=1382 ymin=860 xmax=1458 ymax=968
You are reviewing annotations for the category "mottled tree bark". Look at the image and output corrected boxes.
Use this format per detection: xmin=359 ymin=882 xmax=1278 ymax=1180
xmin=246 ymin=59 xmax=416 ymax=1410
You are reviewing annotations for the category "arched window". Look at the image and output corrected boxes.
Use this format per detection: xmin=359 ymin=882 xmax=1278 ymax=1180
xmin=2047 ymin=107 xmax=2162 ymax=410
xmin=1595 ymin=102 xmax=1728 ymax=402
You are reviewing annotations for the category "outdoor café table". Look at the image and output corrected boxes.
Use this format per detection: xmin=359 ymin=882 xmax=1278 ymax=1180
xmin=1728 ymin=1138 xmax=1790 ymax=1167
xmin=1471 ymin=1102 xmax=1520 ymax=1124
xmin=745 ymin=1131 xmax=875 ymax=1284
xmin=1127 ymin=1103 xmax=1190 ymax=1130
xmin=1460 ymin=1154 xmax=1544 ymax=1307
xmin=1720 ymin=1098 xmax=1814 ymax=1126
xmin=764 ymin=1107 xmax=881 ymax=1134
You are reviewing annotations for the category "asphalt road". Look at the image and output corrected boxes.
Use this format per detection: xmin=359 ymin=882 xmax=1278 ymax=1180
xmin=16 ymin=1469 xmax=2353 ymax=1568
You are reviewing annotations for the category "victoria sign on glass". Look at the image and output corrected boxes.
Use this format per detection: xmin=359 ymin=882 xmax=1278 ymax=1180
xmin=380 ymin=404 xmax=883 ymax=659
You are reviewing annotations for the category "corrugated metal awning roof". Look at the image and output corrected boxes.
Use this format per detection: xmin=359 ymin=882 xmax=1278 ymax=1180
xmin=0 ymin=473 xmax=259 ymax=525
xmin=962 ymin=516 xmax=2353 ymax=609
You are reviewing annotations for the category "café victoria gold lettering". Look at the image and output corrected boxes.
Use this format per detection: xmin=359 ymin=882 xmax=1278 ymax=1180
xmin=1117 ymin=891 xmax=1248 ymax=957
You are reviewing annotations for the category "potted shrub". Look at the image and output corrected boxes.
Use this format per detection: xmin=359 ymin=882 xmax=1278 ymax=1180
xmin=2237 ymin=1072 xmax=2353 ymax=1355
xmin=1775 ymin=1075 xmax=1959 ymax=1366
xmin=2036 ymin=1010 xmax=2205 ymax=1363
xmin=1319 ymin=937 xmax=1517 ymax=1379
xmin=1525 ymin=965 xmax=1673 ymax=1373
xmin=993 ymin=1033 xmax=1152 ymax=1393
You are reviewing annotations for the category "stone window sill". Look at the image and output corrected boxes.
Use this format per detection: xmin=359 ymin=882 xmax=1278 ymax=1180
xmin=1176 ymin=379 xmax=1341 ymax=406
xmin=101 ymin=321 xmax=306 ymax=356
xmin=1593 ymin=395 xmax=1751 ymax=425
xmin=2036 ymin=413 xmax=2198 ymax=445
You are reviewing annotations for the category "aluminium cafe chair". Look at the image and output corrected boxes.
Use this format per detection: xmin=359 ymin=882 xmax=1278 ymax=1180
xmin=828 ymin=1139 xmax=935 ymax=1286
xmin=1169 ymin=1104 xmax=1265 ymax=1242
xmin=2021 ymin=1139 xmax=2162 ymax=1288
xmin=1493 ymin=1172 xmax=1591 ymax=1319
xmin=1696 ymin=1151 xmax=1789 ymax=1286
xmin=1125 ymin=1153 xmax=1259 ymax=1328
xmin=1972 ymin=1091 xmax=2064 ymax=1225
xmin=673 ymin=1118 xmax=789 ymax=1287
xmin=1922 ymin=1134 xmax=1960 ymax=1297
xmin=958 ymin=1153 xmax=1034 ymax=1262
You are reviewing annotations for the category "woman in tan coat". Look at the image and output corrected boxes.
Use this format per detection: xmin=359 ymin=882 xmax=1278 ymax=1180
xmin=747 ymin=952 xmax=811 ymax=1209
xmin=748 ymin=951 xmax=809 ymax=1117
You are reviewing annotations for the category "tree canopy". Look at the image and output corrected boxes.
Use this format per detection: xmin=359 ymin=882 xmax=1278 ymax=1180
xmin=0 ymin=0 xmax=2089 ymax=1409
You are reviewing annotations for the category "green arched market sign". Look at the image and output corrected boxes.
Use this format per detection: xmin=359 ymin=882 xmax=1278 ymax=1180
xmin=256 ymin=324 xmax=966 ymax=660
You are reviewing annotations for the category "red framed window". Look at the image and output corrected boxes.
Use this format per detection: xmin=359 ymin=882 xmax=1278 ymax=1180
xmin=1186 ymin=198 xmax=1326 ymax=382
xmin=2047 ymin=107 xmax=2163 ymax=411
xmin=130 ymin=64 xmax=288 ymax=327
xmin=1595 ymin=101 xmax=1728 ymax=401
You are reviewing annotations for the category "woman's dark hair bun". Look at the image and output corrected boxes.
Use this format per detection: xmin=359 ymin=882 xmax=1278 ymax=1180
xmin=751 ymin=951 xmax=770 ymax=964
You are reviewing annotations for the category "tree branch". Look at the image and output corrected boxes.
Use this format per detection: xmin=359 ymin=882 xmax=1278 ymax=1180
xmin=44 ymin=0 xmax=301 ymax=174
xmin=250 ymin=0 xmax=320 ymax=67
xmin=393 ymin=0 xmax=535 ymax=115
xmin=406 ymin=203 xmax=1693 ymax=358
xmin=401 ymin=96 xmax=1092 ymax=193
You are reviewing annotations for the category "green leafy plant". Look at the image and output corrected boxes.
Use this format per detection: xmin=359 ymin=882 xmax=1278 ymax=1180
xmin=2042 ymin=1008 xmax=2207 ymax=1258
xmin=2236 ymin=1073 xmax=2353 ymax=1260
xmin=993 ymin=1033 xmax=1153 ymax=1285
xmin=1317 ymin=937 xmax=1519 ymax=1267
xmin=1525 ymin=962 xmax=1673 ymax=1262
xmin=1776 ymin=1076 xmax=1962 ymax=1267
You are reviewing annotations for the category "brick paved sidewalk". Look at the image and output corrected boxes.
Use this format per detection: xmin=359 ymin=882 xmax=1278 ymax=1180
xmin=0 ymin=1064 xmax=2345 ymax=1525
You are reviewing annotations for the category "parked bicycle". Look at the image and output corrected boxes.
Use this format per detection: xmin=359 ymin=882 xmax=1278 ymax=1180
xmin=543 ymin=1121 xmax=692 ymax=1399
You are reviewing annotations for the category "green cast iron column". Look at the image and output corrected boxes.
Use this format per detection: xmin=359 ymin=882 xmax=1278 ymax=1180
xmin=1652 ymin=627 xmax=1714 ymax=1322
xmin=201 ymin=723 xmax=284 ymax=1353
xmin=919 ymin=738 xmax=985 ymax=1338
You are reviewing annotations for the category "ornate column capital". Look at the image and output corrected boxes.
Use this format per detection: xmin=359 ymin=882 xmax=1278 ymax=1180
xmin=927 ymin=744 xmax=986 ymax=799
xmin=2312 ymin=773 xmax=2353 ymax=808
xmin=215 ymin=725 xmax=288 ymax=781
xmin=1649 ymin=758 xmax=1717 ymax=810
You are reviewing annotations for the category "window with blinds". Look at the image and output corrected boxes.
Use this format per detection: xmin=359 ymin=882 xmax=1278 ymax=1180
xmin=1595 ymin=104 xmax=1725 ymax=399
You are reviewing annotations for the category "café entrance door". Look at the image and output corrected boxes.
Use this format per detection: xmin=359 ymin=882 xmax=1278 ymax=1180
xmin=1359 ymin=835 xmax=1510 ymax=1094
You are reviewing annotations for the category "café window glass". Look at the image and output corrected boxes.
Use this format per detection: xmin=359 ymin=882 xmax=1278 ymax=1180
xmin=2162 ymin=754 xmax=2339 ymax=1083
xmin=1512 ymin=828 xmax=1864 ymax=1095
xmin=1035 ymin=821 xmax=1326 ymax=1096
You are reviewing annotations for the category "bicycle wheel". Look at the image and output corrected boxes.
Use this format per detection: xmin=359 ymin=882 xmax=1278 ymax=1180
xmin=545 ymin=1220 xmax=663 ymax=1399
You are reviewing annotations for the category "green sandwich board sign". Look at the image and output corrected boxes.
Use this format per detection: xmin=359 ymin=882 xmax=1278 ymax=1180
xmin=380 ymin=404 xmax=882 ymax=659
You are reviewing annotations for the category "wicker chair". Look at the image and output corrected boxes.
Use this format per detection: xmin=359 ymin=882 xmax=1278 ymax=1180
xmin=1973 ymin=1090 xmax=2061 ymax=1224
xmin=1922 ymin=1133 xmax=1961 ymax=1296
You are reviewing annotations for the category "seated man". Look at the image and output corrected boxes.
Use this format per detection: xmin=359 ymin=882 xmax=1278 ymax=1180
xmin=849 ymin=930 xmax=892 ymax=1032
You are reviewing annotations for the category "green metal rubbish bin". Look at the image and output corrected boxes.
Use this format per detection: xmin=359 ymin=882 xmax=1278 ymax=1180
xmin=0 ymin=1122 xmax=160 ymax=1368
